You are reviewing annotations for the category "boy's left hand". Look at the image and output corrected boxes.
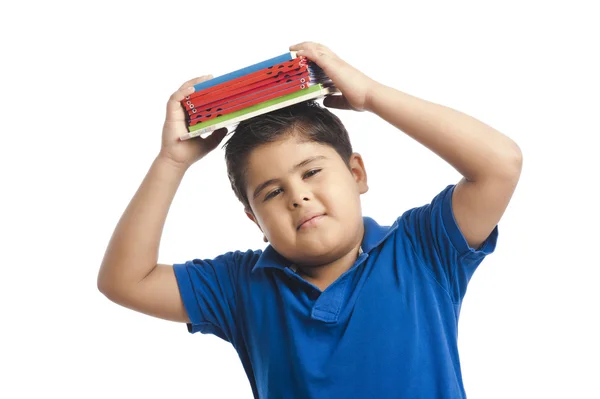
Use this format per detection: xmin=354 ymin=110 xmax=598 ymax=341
xmin=290 ymin=42 xmax=377 ymax=112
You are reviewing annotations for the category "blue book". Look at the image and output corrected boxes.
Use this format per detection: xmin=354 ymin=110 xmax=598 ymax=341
xmin=193 ymin=51 xmax=298 ymax=92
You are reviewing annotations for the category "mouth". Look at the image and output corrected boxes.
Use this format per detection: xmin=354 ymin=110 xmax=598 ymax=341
xmin=297 ymin=214 xmax=326 ymax=230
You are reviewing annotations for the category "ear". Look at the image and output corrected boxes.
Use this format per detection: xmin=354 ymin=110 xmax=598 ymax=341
xmin=245 ymin=208 xmax=263 ymax=231
xmin=245 ymin=209 xmax=269 ymax=242
xmin=349 ymin=153 xmax=368 ymax=194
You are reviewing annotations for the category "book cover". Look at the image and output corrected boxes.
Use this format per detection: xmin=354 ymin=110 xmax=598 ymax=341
xmin=180 ymin=84 xmax=339 ymax=140
xmin=186 ymin=57 xmax=306 ymax=103
xmin=191 ymin=51 xmax=297 ymax=93
xmin=184 ymin=64 xmax=308 ymax=112
xmin=177 ymin=51 xmax=337 ymax=141
xmin=188 ymin=73 xmax=312 ymax=125
xmin=189 ymin=84 xmax=324 ymax=129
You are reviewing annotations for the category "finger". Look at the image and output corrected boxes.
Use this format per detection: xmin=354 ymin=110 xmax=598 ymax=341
xmin=202 ymin=127 xmax=229 ymax=151
xmin=323 ymin=95 xmax=354 ymax=110
xmin=290 ymin=41 xmax=315 ymax=51
xmin=290 ymin=41 xmax=328 ymax=52
xmin=166 ymin=86 xmax=196 ymax=116
xmin=293 ymin=42 xmax=334 ymax=58
xmin=178 ymin=74 xmax=213 ymax=90
xmin=297 ymin=48 xmax=339 ymax=71
xmin=167 ymin=75 xmax=213 ymax=116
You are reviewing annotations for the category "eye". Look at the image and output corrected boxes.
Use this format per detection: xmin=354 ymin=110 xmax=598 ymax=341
xmin=303 ymin=169 xmax=321 ymax=179
xmin=263 ymin=170 xmax=321 ymax=202
xmin=264 ymin=188 xmax=282 ymax=201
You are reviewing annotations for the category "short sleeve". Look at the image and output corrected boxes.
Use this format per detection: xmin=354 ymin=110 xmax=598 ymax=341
xmin=173 ymin=249 xmax=260 ymax=341
xmin=400 ymin=184 xmax=499 ymax=304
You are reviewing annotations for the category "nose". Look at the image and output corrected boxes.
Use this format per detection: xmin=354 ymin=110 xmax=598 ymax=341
xmin=292 ymin=197 xmax=310 ymax=208
xmin=288 ymin=184 xmax=311 ymax=209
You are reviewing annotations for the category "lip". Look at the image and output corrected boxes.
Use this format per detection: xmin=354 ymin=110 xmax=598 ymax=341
xmin=297 ymin=213 xmax=326 ymax=230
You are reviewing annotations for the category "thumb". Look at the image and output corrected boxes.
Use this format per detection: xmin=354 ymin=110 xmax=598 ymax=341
xmin=323 ymin=95 xmax=355 ymax=110
xmin=203 ymin=127 xmax=229 ymax=150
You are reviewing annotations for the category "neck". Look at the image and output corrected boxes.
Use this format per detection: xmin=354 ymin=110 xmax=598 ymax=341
xmin=296 ymin=242 xmax=363 ymax=291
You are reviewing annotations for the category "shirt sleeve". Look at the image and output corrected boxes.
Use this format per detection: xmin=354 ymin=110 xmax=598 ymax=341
xmin=400 ymin=184 xmax=499 ymax=304
xmin=172 ymin=249 xmax=259 ymax=341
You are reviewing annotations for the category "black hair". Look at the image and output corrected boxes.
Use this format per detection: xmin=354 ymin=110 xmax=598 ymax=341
xmin=222 ymin=100 xmax=353 ymax=212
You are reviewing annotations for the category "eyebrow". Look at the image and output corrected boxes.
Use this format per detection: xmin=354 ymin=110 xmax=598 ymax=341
xmin=252 ymin=155 xmax=328 ymax=200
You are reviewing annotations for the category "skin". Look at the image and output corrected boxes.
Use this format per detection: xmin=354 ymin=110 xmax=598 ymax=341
xmin=244 ymin=135 xmax=368 ymax=290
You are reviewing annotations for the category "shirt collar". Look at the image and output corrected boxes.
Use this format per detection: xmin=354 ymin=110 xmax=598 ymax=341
xmin=252 ymin=216 xmax=397 ymax=272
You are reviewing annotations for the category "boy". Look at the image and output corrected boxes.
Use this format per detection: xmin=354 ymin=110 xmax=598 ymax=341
xmin=98 ymin=42 xmax=522 ymax=398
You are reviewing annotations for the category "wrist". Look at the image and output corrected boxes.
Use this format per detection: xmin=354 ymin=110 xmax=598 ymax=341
xmin=363 ymin=80 xmax=385 ymax=113
xmin=156 ymin=153 xmax=192 ymax=173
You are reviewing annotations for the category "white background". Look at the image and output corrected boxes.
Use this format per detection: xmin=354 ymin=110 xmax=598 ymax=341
xmin=1 ymin=1 xmax=599 ymax=398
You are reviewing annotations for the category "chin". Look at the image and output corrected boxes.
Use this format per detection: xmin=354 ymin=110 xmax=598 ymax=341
xmin=291 ymin=241 xmax=349 ymax=266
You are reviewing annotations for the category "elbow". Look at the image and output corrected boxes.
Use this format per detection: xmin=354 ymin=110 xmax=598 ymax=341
xmin=507 ymin=140 xmax=523 ymax=180
xmin=97 ymin=275 xmax=111 ymax=298
xmin=97 ymin=269 xmax=117 ymax=299
xmin=495 ymin=139 xmax=523 ymax=182
xmin=477 ymin=140 xmax=522 ymax=185
xmin=97 ymin=266 xmax=107 ymax=294
xmin=97 ymin=278 xmax=123 ymax=304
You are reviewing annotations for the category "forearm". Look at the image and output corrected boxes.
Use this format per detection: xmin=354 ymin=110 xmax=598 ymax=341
xmin=365 ymin=82 xmax=522 ymax=181
xmin=97 ymin=155 xmax=188 ymax=294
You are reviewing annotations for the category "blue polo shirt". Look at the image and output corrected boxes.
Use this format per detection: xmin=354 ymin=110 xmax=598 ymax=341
xmin=174 ymin=184 xmax=498 ymax=398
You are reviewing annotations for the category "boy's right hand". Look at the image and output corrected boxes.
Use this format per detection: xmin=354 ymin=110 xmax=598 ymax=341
xmin=159 ymin=75 xmax=228 ymax=169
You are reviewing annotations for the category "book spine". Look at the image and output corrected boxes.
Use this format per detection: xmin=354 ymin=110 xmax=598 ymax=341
xmin=191 ymin=51 xmax=297 ymax=92
xmin=180 ymin=85 xmax=337 ymax=140
xmin=186 ymin=69 xmax=310 ymax=115
xmin=188 ymin=75 xmax=312 ymax=126
xmin=184 ymin=63 xmax=308 ymax=112
xmin=185 ymin=57 xmax=305 ymax=105
xmin=187 ymin=84 xmax=327 ymax=132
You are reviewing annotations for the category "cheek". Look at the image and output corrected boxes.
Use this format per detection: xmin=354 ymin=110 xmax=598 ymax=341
xmin=319 ymin=174 xmax=357 ymax=206
xmin=260 ymin=208 xmax=291 ymax=235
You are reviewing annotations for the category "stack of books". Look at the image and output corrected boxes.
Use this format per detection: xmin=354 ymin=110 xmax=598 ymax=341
xmin=179 ymin=51 xmax=339 ymax=140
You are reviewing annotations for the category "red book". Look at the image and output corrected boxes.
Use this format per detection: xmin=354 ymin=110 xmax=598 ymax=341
xmin=184 ymin=57 xmax=306 ymax=103
xmin=188 ymin=76 xmax=312 ymax=126
xmin=187 ymin=69 xmax=310 ymax=116
xmin=183 ymin=65 xmax=308 ymax=112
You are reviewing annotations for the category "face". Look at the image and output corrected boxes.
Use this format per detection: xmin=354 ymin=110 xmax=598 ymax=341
xmin=244 ymin=134 xmax=368 ymax=267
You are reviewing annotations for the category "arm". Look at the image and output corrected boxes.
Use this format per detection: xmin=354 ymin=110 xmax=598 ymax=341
xmin=97 ymin=75 xmax=228 ymax=322
xmin=290 ymin=42 xmax=523 ymax=249
xmin=97 ymin=155 xmax=191 ymax=322
xmin=364 ymin=84 xmax=522 ymax=249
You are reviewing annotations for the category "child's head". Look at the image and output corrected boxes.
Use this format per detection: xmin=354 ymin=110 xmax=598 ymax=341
xmin=223 ymin=101 xmax=368 ymax=266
